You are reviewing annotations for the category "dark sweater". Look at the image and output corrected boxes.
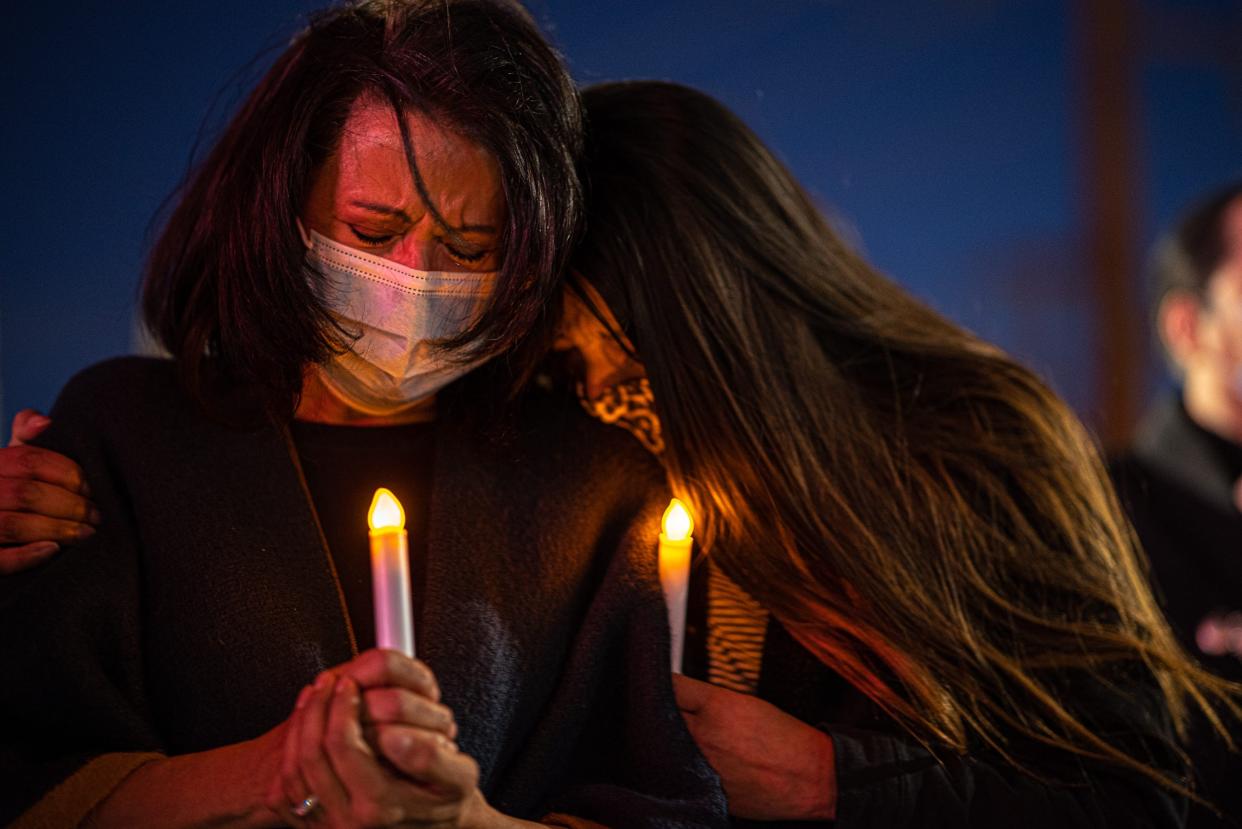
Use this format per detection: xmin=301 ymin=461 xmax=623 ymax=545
xmin=288 ymin=418 xmax=436 ymax=651
xmin=1111 ymin=397 xmax=1242 ymax=828
xmin=0 ymin=357 xmax=727 ymax=828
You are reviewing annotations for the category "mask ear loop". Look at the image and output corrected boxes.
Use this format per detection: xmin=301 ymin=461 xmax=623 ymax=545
xmin=295 ymin=216 xmax=315 ymax=250
xmin=566 ymin=273 xmax=640 ymax=361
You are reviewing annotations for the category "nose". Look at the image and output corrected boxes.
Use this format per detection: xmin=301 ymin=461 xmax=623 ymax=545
xmin=384 ymin=235 xmax=442 ymax=271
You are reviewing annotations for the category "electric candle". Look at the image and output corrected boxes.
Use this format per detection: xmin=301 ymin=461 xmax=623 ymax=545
xmin=368 ymin=487 xmax=415 ymax=658
xmin=659 ymin=498 xmax=694 ymax=673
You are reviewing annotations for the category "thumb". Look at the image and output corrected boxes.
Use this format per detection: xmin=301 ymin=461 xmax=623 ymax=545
xmin=671 ymin=673 xmax=714 ymax=714
xmin=9 ymin=409 xmax=51 ymax=447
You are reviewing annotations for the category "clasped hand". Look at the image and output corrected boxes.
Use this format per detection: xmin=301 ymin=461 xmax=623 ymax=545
xmin=0 ymin=410 xmax=98 ymax=574
xmin=270 ymin=648 xmax=484 ymax=828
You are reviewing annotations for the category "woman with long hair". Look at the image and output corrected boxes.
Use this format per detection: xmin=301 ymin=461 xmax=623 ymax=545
xmin=554 ymin=79 xmax=1240 ymax=825
xmin=0 ymin=10 xmax=724 ymax=829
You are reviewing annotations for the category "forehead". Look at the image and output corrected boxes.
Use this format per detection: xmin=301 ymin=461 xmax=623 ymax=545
xmin=330 ymin=96 xmax=503 ymax=222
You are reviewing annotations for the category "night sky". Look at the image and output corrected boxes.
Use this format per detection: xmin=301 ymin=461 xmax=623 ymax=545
xmin=3 ymin=0 xmax=1240 ymax=433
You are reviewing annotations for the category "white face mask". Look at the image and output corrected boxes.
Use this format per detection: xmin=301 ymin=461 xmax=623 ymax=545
xmin=301 ymin=224 xmax=498 ymax=415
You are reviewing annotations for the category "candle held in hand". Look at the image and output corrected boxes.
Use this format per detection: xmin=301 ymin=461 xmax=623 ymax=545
xmin=659 ymin=498 xmax=694 ymax=673
xmin=368 ymin=487 xmax=415 ymax=657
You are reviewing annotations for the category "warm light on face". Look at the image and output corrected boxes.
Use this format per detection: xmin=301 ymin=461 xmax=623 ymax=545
xmin=551 ymin=281 xmax=645 ymax=400
xmin=368 ymin=488 xmax=406 ymax=532
xmin=662 ymin=499 xmax=694 ymax=542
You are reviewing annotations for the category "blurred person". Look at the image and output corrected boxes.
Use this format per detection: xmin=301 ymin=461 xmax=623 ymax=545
xmin=1112 ymin=180 xmax=1242 ymax=827
xmin=0 ymin=4 xmax=725 ymax=828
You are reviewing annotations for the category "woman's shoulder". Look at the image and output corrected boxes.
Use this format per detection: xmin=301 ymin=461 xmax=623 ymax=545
xmin=441 ymin=381 xmax=670 ymax=569
xmin=51 ymin=356 xmax=181 ymax=413
xmin=42 ymin=356 xmax=198 ymax=453
xmin=512 ymin=383 xmax=666 ymax=490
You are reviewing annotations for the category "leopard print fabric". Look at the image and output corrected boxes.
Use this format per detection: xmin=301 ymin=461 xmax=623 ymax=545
xmin=578 ymin=375 xmax=770 ymax=694
xmin=576 ymin=377 xmax=666 ymax=456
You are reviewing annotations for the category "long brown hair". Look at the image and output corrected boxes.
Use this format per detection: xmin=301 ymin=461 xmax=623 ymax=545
xmin=574 ymin=80 xmax=1239 ymax=792
xmin=143 ymin=0 xmax=582 ymax=416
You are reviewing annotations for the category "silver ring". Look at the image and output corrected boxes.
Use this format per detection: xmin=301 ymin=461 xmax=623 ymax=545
xmin=291 ymin=794 xmax=320 ymax=818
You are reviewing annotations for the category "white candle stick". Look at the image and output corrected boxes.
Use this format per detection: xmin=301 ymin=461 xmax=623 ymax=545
xmin=368 ymin=487 xmax=415 ymax=658
xmin=659 ymin=498 xmax=694 ymax=674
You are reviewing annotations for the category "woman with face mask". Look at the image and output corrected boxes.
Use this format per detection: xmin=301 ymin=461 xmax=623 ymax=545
xmin=0 ymin=7 xmax=725 ymax=829
xmin=551 ymin=81 xmax=1241 ymax=826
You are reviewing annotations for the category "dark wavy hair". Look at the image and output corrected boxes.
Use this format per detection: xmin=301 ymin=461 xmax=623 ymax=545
xmin=1150 ymin=180 xmax=1242 ymax=304
xmin=143 ymin=0 xmax=582 ymax=416
xmin=574 ymin=80 xmax=1239 ymax=796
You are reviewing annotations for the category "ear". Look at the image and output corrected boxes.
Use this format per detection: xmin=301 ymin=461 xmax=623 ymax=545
xmin=1158 ymin=292 xmax=1202 ymax=370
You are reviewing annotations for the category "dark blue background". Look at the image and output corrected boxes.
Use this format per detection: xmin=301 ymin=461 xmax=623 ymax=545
xmin=3 ymin=1 xmax=1241 ymax=433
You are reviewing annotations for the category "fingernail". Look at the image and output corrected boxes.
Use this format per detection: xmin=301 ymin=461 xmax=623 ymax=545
xmin=29 ymin=414 xmax=51 ymax=429
xmin=77 ymin=524 xmax=96 ymax=540
xmin=26 ymin=542 xmax=59 ymax=559
xmin=87 ymin=505 xmax=102 ymax=525
xmin=315 ymin=672 xmax=333 ymax=690
xmin=81 ymin=480 xmax=93 ymax=497
xmin=296 ymin=686 xmax=312 ymax=710
xmin=335 ymin=676 xmax=354 ymax=695
xmin=419 ymin=671 xmax=441 ymax=700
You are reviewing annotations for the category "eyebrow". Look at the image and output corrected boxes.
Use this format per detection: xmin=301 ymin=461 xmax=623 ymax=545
xmin=348 ymin=200 xmax=497 ymax=234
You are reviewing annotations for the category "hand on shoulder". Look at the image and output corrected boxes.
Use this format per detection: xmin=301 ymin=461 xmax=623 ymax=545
xmin=0 ymin=410 xmax=99 ymax=574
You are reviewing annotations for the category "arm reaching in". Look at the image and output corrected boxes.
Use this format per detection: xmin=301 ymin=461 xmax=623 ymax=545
xmin=673 ymin=675 xmax=836 ymax=822
xmin=0 ymin=410 xmax=99 ymax=574
xmin=673 ymin=672 xmax=1186 ymax=828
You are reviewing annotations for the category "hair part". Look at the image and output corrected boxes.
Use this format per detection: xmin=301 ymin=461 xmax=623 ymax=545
xmin=143 ymin=0 xmax=582 ymax=417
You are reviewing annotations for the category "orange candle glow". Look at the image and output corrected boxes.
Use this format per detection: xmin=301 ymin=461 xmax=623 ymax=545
xmin=368 ymin=488 xmax=414 ymax=657
xmin=659 ymin=498 xmax=694 ymax=673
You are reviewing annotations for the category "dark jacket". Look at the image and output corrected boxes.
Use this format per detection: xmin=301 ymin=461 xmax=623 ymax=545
xmin=1111 ymin=396 xmax=1242 ymax=828
xmin=0 ymin=357 xmax=727 ymax=828
xmin=684 ymin=549 xmax=1188 ymax=827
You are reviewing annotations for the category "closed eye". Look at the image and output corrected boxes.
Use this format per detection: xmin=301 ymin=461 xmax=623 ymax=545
xmin=349 ymin=226 xmax=397 ymax=247
xmin=445 ymin=243 xmax=488 ymax=264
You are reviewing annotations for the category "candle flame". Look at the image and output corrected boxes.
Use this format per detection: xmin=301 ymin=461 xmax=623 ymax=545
xmin=368 ymin=487 xmax=406 ymax=531
xmin=662 ymin=498 xmax=693 ymax=542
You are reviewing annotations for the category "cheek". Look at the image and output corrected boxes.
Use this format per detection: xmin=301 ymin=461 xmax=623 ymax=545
xmin=552 ymin=315 xmax=591 ymax=354
xmin=1197 ymin=324 xmax=1242 ymax=395
xmin=552 ymin=328 xmax=590 ymax=357
xmin=1208 ymin=321 xmax=1242 ymax=362
xmin=553 ymin=296 xmax=585 ymax=346
xmin=600 ymin=338 xmax=633 ymax=370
